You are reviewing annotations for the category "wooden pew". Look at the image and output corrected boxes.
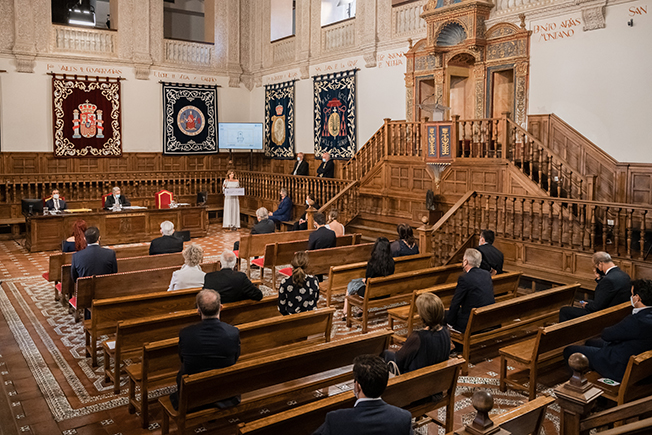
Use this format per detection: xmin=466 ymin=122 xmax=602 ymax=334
xmin=388 ymin=271 xmax=522 ymax=344
xmin=451 ymin=283 xmax=580 ymax=375
xmin=236 ymin=230 xmax=313 ymax=277
xmin=60 ymin=251 xmax=185 ymax=309
xmin=256 ymin=233 xmax=361 ymax=288
xmin=345 ymin=264 xmax=463 ymax=333
xmin=585 ymin=348 xmax=652 ymax=406
xmin=578 ymin=395 xmax=652 ymax=435
xmin=71 ymin=261 xmax=220 ymax=320
xmin=47 ymin=245 xmax=150 ymax=300
xmin=236 ymin=357 xmax=465 ymax=435
xmin=158 ymin=329 xmax=394 ymax=435
xmin=127 ymin=304 xmax=327 ymax=427
xmin=324 ymin=252 xmax=432 ymax=307
xmin=499 ymin=302 xmax=631 ymax=400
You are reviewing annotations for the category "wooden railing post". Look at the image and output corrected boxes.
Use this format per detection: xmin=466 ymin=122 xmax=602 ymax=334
xmin=306 ymin=206 xmax=316 ymax=230
xmin=416 ymin=216 xmax=433 ymax=255
xmin=586 ymin=175 xmax=597 ymax=201
xmin=383 ymin=118 xmax=391 ymax=157
xmin=451 ymin=115 xmax=460 ymax=158
xmin=555 ymin=353 xmax=602 ymax=435
xmin=501 ymin=112 xmax=511 ymax=160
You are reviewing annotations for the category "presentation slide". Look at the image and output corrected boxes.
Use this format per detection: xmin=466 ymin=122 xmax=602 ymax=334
xmin=218 ymin=123 xmax=263 ymax=150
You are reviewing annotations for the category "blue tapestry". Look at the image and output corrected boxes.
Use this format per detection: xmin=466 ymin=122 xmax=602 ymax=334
xmin=264 ymin=80 xmax=295 ymax=159
xmin=313 ymin=69 xmax=357 ymax=160
xmin=162 ymin=82 xmax=218 ymax=155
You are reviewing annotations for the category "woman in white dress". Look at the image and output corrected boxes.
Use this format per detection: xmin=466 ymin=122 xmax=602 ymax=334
xmin=222 ymin=170 xmax=241 ymax=230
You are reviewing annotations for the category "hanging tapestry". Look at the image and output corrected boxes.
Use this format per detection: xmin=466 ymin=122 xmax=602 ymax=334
xmin=264 ymin=80 xmax=295 ymax=159
xmin=162 ymin=82 xmax=218 ymax=155
xmin=313 ymin=69 xmax=357 ymax=160
xmin=52 ymin=75 xmax=122 ymax=157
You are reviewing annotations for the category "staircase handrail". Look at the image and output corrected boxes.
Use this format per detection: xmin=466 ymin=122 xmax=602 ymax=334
xmin=431 ymin=190 xmax=476 ymax=234
xmin=318 ymin=180 xmax=360 ymax=225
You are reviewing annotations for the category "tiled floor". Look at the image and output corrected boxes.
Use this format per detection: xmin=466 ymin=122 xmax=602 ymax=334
xmin=0 ymin=225 xmax=564 ymax=435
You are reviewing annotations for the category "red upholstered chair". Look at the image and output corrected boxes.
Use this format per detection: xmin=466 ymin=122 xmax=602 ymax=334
xmin=155 ymin=190 xmax=174 ymax=209
xmin=101 ymin=193 xmax=112 ymax=208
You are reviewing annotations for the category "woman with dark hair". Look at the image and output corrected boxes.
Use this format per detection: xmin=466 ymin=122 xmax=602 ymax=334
xmin=383 ymin=293 xmax=451 ymax=374
xmin=390 ymin=223 xmax=419 ymax=258
xmin=291 ymin=193 xmax=320 ymax=231
xmin=278 ymin=251 xmax=320 ymax=315
xmin=62 ymin=219 xmax=87 ymax=252
xmin=342 ymin=237 xmax=395 ymax=320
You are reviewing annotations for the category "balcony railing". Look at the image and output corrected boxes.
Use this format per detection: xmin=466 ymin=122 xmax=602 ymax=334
xmin=273 ymin=37 xmax=296 ymax=65
xmin=392 ymin=0 xmax=428 ymax=38
xmin=322 ymin=20 xmax=356 ymax=52
xmin=164 ymin=39 xmax=212 ymax=67
xmin=52 ymin=24 xmax=116 ymax=55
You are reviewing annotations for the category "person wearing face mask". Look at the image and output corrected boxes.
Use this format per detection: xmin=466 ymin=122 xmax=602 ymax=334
xmin=104 ymin=186 xmax=131 ymax=210
xmin=291 ymin=152 xmax=309 ymax=176
xmin=268 ymin=188 xmax=293 ymax=223
xmin=563 ymin=279 xmax=652 ymax=382
xmin=559 ymin=251 xmax=631 ymax=322
xmin=45 ymin=188 xmax=68 ymax=212
xmin=316 ymin=152 xmax=335 ymax=178
xmin=290 ymin=193 xmax=320 ymax=231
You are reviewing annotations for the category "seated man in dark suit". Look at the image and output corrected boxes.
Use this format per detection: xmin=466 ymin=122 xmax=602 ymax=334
xmin=170 ymin=289 xmax=241 ymax=410
xmin=149 ymin=220 xmax=184 ymax=255
xmin=445 ymin=248 xmax=495 ymax=333
xmin=563 ymin=279 xmax=652 ymax=382
xmin=104 ymin=186 xmax=131 ymax=210
xmin=317 ymin=152 xmax=335 ymax=178
xmin=268 ymin=188 xmax=293 ymax=223
xmin=292 ymin=152 xmax=309 ymax=176
xmin=313 ymin=354 xmax=413 ymax=435
xmin=45 ymin=188 xmax=67 ymax=212
xmin=476 ymin=229 xmax=503 ymax=275
xmin=308 ymin=212 xmax=336 ymax=250
xmin=559 ymin=251 xmax=631 ymax=322
xmin=233 ymin=207 xmax=275 ymax=251
xmin=203 ymin=250 xmax=263 ymax=303
xmin=71 ymin=226 xmax=118 ymax=282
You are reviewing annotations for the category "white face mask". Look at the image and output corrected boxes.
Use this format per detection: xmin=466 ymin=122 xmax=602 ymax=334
xmin=115 ymin=194 xmax=120 ymax=199
xmin=297 ymin=157 xmax=301 ymax=161
xmin=306 ymin=200 xmax=310 ymax=206
xmin=52 ymin=194 xmax=59 ymax=199
xmin=631 ymin=295 xmax=637 ymax=308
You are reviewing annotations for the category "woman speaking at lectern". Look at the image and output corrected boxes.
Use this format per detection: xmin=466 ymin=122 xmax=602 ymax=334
xmin=222 ymin=170 xmax=241 ymax=230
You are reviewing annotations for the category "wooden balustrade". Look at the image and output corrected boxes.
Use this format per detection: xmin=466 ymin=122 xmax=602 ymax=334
xmin=431 ymin=191 xmax=652 ymax=266
xmin=318 ymin=181 xmax=359 ymax=226
xmin=453 ymin=116 xmax=503 ymax=159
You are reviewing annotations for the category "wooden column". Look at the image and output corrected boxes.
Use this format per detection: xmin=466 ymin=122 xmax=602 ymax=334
xmin=306 ymin=205 xmax=316 ymax=230
xmin=416 ymin=216 xmax=433 ymax=255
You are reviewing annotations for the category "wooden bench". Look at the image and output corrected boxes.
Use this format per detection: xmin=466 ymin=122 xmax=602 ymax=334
xmin=254 ymin=233 xmax=362 ymax=288
xmin=126 ymin=304 xmax=329 ymax=427
xmin=324 ymin=252 xmax=433 ymax=307
xmin=46 ymin=244 xmax=150 ymax=300
xmin=585 ymin=348 xmax=652 ymax=406
xmin=236 ymin=230 xmax=313 ymax=278
xmin=236 ymin=357 xmax=465 ymax=435
xmin=158 ymin=329 xmax=394 ymax=435
xmin=577 ymin=395 xmax=652 ymax=435
xmin=451 ymin=283 xmax=580 ymax=375
xmin=71 ymin=261 xmax=220 ymax=321
xmin=388 ymin=271 xmax=523 ymax=344
xmin=345 ymin=264 xmax=463 ymax=333
xmin=499 ymin=302 xmax=631 ymax=400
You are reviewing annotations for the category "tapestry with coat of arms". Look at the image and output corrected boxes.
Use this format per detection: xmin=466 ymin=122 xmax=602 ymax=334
xmin=313 ymin=69 xmax=357 ymax=160
xmin=264 ymin=81 xmax=295 ymax=159
xmin=162 ymin=82 xmax=218 ymax=155
xmin=52 ymin=75 xmax=122 ymax=157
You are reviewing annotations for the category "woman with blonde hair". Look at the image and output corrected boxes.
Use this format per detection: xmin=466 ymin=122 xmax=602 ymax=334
xmin=383 ymin=292 xmax=450 ymax=374
xmin=168 ymin=244 xmax=206 ymax=291
xmin=62 ymin=219 xmax=87 ymax=252
xmin=325 ymin=209 xmax=345 ymax=237
xmin=278 ymin=251 xmax=320 ymax=315
xmin=222 ymin=170 xmax=240 ymax=230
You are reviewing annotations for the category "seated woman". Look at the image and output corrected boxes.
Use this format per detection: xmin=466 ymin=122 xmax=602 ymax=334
xmin=291 ymin=193 xmax=319 ymax=231
xmin=168 ymin=244 xmax=206 ymax=291
xmin=62 ymin=219 xmax=87 ymax=252
xmin=343 ymin=237 xmax=395 ymax=320
xmin=278 ymin=251 xmax=320 ymax=315
xmin=325 ymin=209 xmax=345 ymax=237
xmin=383 ymin=293 xmax=451 ymax=374
xmin=390 ymin=223 xmax=419 ymax=258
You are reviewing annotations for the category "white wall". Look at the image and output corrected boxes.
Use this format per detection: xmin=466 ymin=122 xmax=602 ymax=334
xmin=528 ymin=0 xmax=652 ymax=162
xmin=164 ymin=0 xmax=205 ymax=42
xmin=270 ymin=0 xmax=295 ymax=41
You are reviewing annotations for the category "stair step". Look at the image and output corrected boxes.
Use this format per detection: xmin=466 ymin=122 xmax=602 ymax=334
xmin=347 ymin=223 xmax=396 ymax=241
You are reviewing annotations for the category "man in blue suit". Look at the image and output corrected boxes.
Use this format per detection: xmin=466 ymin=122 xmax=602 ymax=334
xmin=268 ymin=188 xmax=293 ymax=223
xmin=71 ymin=226 xmax=118 ymax=282
xmin=563 ymin=279 xmax=652 ymax=382
xmin=313 ymin=354 xmax=413 ymax=435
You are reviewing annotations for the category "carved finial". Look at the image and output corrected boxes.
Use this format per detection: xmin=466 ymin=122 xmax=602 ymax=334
xmin=519 ymin=13 xmax=526 ymax=29
xmin=408 ymin=38 xmax=413 ymax=49
xmin=567 ymin=352 xmax=590 ymax=390
xmin=463 ymin=391 xmax=505 ymax=435
xmin=421 ymin=215 xmax=429 ymax=226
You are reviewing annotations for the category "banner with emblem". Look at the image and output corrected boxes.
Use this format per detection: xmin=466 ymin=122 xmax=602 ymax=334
xmin=264 ymin=80 xmax=295 ymax=159
xmin=162 ymin=82 xmax=218 ymax=155
xmin=313 ymin=69 xmax=357 ymax=160
xmin=52 ymin=74 xmax=122 ymax=157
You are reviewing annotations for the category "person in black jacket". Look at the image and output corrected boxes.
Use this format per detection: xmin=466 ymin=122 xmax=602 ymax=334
xmin=559 ymin=251 xmax=631 ymax=322
xmin=45 ymin=188 xmax=67 ymax=212
xmin=169 ymin=289 xmax=240 ymax=410
xmin=563 ymin=279 xmax=652 ymax=382
xmin=251 ymin=207 xmax=275 ymax=235
xmin=308 ymin=212 xmax=336 ymax=250
xmin=149 ymin=220 xmax=184 ymax=255
xmin=291 ymin=193 xmax=319 ymax=231
xmin=292 ymin=152 xmax=309 ymax=176
xmin=476 ymin=229 xmax=503 ymax=275
xmin=203 ymin=250 xmax=263 ymax=303
xmin=316 ymin=152 xmax=335 ymax=178
xmin=104 ymin=186 xmax=131 ymax=209
xmin=445 ymin=248 xmax=495 ymax=333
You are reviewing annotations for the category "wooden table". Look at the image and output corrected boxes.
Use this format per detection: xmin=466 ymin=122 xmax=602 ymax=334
xmin=25 ymin=206 xmax=208 ymax=252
